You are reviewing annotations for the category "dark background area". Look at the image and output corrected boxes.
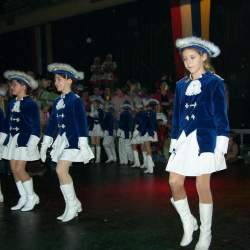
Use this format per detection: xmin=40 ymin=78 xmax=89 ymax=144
xmin=0 ymin=0 xmax=249 ymax=128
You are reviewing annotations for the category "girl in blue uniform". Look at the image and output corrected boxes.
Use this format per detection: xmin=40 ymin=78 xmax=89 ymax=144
xmin=166 ymin=37 xmax=229 ymax=250
xmin=131 ymin=101 xmax=145 ymax=168
xmin=102 ymin=102 xmax=117 ymax=163
xmin=141 ymin=98 xmax=158 ymax=174
xmin=88 ymin=95 xmax=104 ymax=164
xmin=117 ymin=101 xmax=134 ymax=165
xmin=1 ymin=71 xmax=40 ymax=211
xmin=40 ymin=63 xmax=94 ymax=222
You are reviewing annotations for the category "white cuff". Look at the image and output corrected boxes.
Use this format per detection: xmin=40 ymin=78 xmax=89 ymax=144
xmin=78 ymin=137 xmax=89 ymax=148
xmin=27 ymin=135 xmax=40 ymax=147
xmin=42 ymin=135 xmax=53 ymax=147
xmin=0 ymin=132 xmax=7 ymax=145
xmin=169 ymin=139 xmax=177 ymax=153
xmin=215 ymin=136 xmax=229 ymax=154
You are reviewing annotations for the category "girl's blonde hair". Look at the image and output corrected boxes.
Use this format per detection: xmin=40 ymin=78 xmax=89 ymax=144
xmin=203 ymin=57 xmax=215 ymax=73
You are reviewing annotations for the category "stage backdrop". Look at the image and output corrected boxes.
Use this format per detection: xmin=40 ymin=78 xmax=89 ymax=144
xmin=170 ymin=0 xmax=211 ymax=77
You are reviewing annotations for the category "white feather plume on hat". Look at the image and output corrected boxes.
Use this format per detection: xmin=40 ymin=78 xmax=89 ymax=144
xmin=3 ymin=70 xmax=38 ymax=90
xmin=47 ymin=63 xmax=84 ymax=80
xmin=176 ymin=36 xmax=220 ymax=58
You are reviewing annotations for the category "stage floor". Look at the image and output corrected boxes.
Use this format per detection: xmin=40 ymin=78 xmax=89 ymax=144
xmin=0 ymin=161 xmax=249 ymax=250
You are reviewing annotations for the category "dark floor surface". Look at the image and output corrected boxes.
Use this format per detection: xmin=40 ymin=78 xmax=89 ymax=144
xmin=0 ymin=161 xmax=249 ymax=250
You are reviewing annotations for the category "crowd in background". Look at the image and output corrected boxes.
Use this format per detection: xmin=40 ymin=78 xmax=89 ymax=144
xmin=0 ymin=54 xmax=239 ymax=166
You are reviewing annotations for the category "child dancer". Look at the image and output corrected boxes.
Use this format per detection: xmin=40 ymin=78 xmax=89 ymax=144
xmin=117 ymin=101 xmax=134 ymax=165
xmin=166 ymin=37 xmax=229 ymax=250
xmin=2 ymin=71 xmax=40 ymax=211
xmin=89 ymin=95 xmax=104 ymax=164
xmin=102 ymin=102 xmax=117 ymax=163
xmin=141 ymin=98 xmax=158 ymax=174
xmin=40 ymin=63 xmax=94 ymax=222
xmin=131 ymin=101 xmax=145 ymax=168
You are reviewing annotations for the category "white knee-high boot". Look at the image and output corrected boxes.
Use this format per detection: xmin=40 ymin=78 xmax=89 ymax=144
xmin=62 ymin=183 xmax=82 ymax=222
xmin=195 ymin=203 xmax=213 ymax=250
xmin=171 ymin=197 xmax=198 ymax=246
xmin=119 ymin=138 xmax=127 ymax=164
xmin=131 ymin=150 xmax=140 ymax=167
xmin=57 ymin=184 xmax=82 ymax=221
xmin=140 ymin=151 xmax=147 ymax=168
xmin=103 ymin=144 xmax=113 ymax=163
xmin=11 ymin=181 xmax=27 ymax=210
xmin=91 ymin=146 xmax=95 ymax=161
xmin=95 ymin=145 xmax=101 ymax=163
xmin=21 ymin=179 xmax=39 ymax=212
xmin=144 ymin=155 xmax=154 ymax=174
xmin=124 ymin=139 xmax=133 ymax=163
xmin=110 ymin=142 xmax=117 ymax=162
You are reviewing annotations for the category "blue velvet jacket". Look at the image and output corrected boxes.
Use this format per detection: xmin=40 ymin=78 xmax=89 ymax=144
xmin=140 ymin=109 xmax=157 ymax=137
xmin=3 ymin=96 xmax=40 ymax=146
xmin=171 ymin=71 xmax=229 ymax=153
xmin=103 ymin=111 xmax=115 ymax=136
xmin=119 ymin=110 xmax=133 ymax=139
xmin=133 ymin=111 xmax=145 ymax=133
xmin=45 ymin=92 xmax=88 ymax=149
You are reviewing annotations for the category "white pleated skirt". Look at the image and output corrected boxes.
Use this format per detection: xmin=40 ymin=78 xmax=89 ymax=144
xmin=89 ymin=124 xmax=104 ymax=137
xmin=2 ymin=134 xmax=40 ymax=161
xmin=142 ymin=132 xmax=158 ymax=143
xmin=166 ymin=130 xmax=227 ymax=176
xmin=50 ymin=133 xmax=94 ymax=163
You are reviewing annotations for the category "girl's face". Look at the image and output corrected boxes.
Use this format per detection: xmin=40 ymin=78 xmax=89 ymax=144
xmin=10 ymin=80 xmax=27 ymax=97
xmin=182 ymin=48 xmax=207 ymax=77
xmin=54 ymin=74 xmax=72 ymax=93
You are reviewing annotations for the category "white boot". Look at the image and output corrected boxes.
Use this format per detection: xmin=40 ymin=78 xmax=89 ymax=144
xmin=125 ymin=139 xmax=134 ymax=163
xmin=144 ymin=155 xmax=154 ymax=174
xmin=103 ymin=144 xmax=113 ymax=163
xmin=0 ymin=184 xmax=4 ymax=203
xmin=140 ymin=151 xmax=147 ymax=168
xmin=11 ymin=181 xmax=27 ymax=210
xmin=91 ymin=146 xmax=96 ymax=162
xmin=132 ymin=150 xmax=140 ymax=167
xmin=110 ymin=142 xmax=117 ymax=162
xmin=21 ymin=179 xmax=40 ymax=212
xmin=57 ymin=184 xmax=82 ymax=221
xmin=95 ymin=145 xmax=101 ymax=164
xmin=119 ymin=138 xmax=127 ymax=164
xmin=171 ymin=197 xmax=198 ymax=246
xmin=195 ymin=203 xmax=213 ymax=250
xmin=62 ymin=183 xmax=82 ymax=222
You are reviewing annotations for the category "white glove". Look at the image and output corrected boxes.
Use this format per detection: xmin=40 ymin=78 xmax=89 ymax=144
xmin=78 ymin=137 xmax=89 ymax=149
xmin=116 ymin=129 xmax=122 ymax=138
xmin=104 ymin=130 xmax=109 ymax=137
xmin=133 ymin=129 xmax=139 ymax=138
xmin=169 ymin=139 xmax=177 ymax=153
xmin=26 ymin=135 xmax=40 ymax=156
xmin=215 ymin=136 xmax=229 ymax=154
xmin=214 ymin=136 xmax=229 ymax=166
xmin=40 ymin=135 xmax=53 ymax=162
xmin=0 ymin=132 xmax=7 ymax=145
xmin=78 ymin=137 xmax=94 ymax=163
xmin=215 ymin=149 xmax=225 ymax=166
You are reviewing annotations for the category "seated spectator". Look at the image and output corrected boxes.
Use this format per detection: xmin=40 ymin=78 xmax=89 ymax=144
xmin=101 ymin=54 xmax=117 ymax=88
xmin=225 ymin=134 xmax=239 ymax=164
xmin=126 ymin=79 xmax=142 ymax=107
xmin=111 ymin=88 xmax=131 ymax=120
xmin=90 ymin=56 xmax=103 ymax=86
